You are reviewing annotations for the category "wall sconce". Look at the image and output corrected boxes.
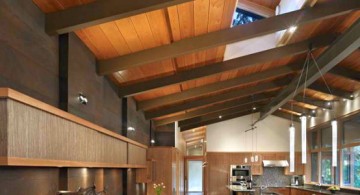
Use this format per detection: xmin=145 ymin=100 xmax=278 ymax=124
xmin=127 ymin=127 xmax=135 ymax=131
xmin=78 ymin=93 xmax=88 ymax=105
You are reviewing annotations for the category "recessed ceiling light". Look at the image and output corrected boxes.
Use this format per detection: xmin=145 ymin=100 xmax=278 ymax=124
xmin=219 ymin=115 xmax=222 ymax=119
xmin=350 ymin=94 xmax=354 ymax=98
xmin=288 ymin=26 xmax=297 ymax=33
xmin=127 ymin=127 xmax=135 ymax=131
xmin=252 ymin=107 xmax=257 ymax=111
xmin=151 ymin=139 xmax=155 ymax=144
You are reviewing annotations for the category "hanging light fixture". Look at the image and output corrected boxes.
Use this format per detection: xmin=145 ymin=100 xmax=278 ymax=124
xmin=300 ymin=114 xmax=307 ymax=164
xmin=331 ymin=120 xmax=338 ymax=167
xmin=289 ymin=124 xmax=295 ymax=173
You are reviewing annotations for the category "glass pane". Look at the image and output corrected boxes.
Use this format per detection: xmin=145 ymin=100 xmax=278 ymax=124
xmin=311 ymin=131 xmax=318 ymax=149
xmin=321 ymin=127 xmax=332 ymax=148
xmin=188 ymin=161 xmax=203 ymax=192
xmin=354 ymin=146 xmax=360 ymax=188
xmin=343 ymin=115 xmax=360 ymax=145
xmin=187 ymin=146 xmax=203 ymax=156
xmin=311 ymin=153 xmax=318 ymax=182
xmin=342 ymin=148 xmax=351 ymax=186
xmin=321 ymin=152 xmax=332 ymax=184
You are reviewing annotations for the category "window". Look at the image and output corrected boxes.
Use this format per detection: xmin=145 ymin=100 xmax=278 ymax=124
xmin=311 ymin=153 xmax=318 ymax=182
xmin=321 ymin=127 xmax=332 ymax=148
xmin=342 ymin=146 xmax=360 ymax=188
xmin=342 ymin=148 xmax=351 ymax=186
xmin=311 ymin=131 xmax=319 ymax=149
xmin=232 ymin=8 xmax=264 ymax=27
xmin=321 ymin=152 xmax=332 ymax=184
xmin=343 ymin=115 xmax=360 ymax=145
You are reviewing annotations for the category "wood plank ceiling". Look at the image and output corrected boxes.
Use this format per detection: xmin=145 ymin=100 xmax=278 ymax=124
xmin=33 ymin=0 xmax=360 ymax=131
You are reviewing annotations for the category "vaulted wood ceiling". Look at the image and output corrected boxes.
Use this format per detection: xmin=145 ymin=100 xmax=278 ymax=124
xmin=33 ymin=0 xmax=360 ymax=132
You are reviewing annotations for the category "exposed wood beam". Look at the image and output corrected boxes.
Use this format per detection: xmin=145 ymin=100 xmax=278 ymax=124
xmin=145 ymin=78 xmax=289 ymax=119
xmin=122 ymin=35 xmax=335 ymax=97
xmin=293 ymin=96 xmax=329 ymax=109
xmin=237 ymin=0 xmax=275 ymax=17
xmin=258 ymin=19 xmax=360 ymax=122
xmin=328 ymin=66 xmax=360 ymax=82
xmin=154 ymin=93 xmax=274 ymax=126
xmin=178 ymin=104 xmax=264 ymax=127
xmin=280 ymin=103 xmax=314 ymax=115
xmin=97 ymin=0 xmax=360 ymax=75
xmin=272 ymin=111 xmax=301 ymax=122
xmin=308 ymin=83 xmax=354 ymax=100
xmin=185 ymin=135 xmax=205 ymax=142
xmin=180 ymin=110 xmax=253 ymax=132
xmin=138 ymin=65 xmax=297 ymax=110
xmin=45 ymin=0 xmax=193 ymax=35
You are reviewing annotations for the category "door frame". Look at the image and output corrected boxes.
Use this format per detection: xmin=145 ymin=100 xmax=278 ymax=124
xmin=185 ymin=156 xmax=205 ymax=193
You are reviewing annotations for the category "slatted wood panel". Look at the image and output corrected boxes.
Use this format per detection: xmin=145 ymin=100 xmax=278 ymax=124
xmin=6 ymin=99 xmax=127 ymax=164
xmin=128 ymin=144 xmax=147 ymax=165
xmin=0 ymin=100 xmax=7 ymax=157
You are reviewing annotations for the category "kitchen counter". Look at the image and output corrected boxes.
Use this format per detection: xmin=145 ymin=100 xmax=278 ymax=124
xmin=289 ymin=186 xmax=357 ymax=195
xmin=228 ymin=185 xmax=256 ymax=192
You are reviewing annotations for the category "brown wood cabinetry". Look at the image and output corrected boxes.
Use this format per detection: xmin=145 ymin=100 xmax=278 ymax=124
xmin=146 ymin=147 xmax=184 ymax=195
xmin=269 ymin=187 xmax=290 ymax=195
xmin=206 ymin=153 xmax=230 ymax=195
xmin=284 ymin=153 xmax=305 ymax=175
xmin=136 ymin=160 xmax=155 ymax=183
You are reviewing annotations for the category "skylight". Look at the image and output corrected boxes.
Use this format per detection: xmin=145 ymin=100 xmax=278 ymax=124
xmin=232 ymin=8 xmax=264 ymax=27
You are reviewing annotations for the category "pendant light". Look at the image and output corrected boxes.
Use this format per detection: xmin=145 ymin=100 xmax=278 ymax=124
xmin=289 ymin=124 xmax=295 ymax=173
xmin=300 ymin=114 xmax=307 ymax=164
xmin=331 ymin=120 xmax=338 ymax=167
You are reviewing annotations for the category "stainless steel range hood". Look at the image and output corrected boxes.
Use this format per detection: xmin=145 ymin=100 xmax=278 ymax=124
xmin=263 ymin=160 xmax=289 ymax=167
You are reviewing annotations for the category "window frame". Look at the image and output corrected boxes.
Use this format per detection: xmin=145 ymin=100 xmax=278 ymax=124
xmin=308 ymin=111 xmax=360 ymax=189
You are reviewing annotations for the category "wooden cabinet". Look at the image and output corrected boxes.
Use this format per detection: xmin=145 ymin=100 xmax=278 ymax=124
xmin=206 ymin=153 xmax=230 ymax=195
xmin=146 ymin=147 xmax=184 ymax=195
xmin=290 ymin=188 xmax=325 ymax=195
xmin=269 ymin=187 xmax=290 ymax=195
xmin=136 ymin=160 xmax=155 ymax=183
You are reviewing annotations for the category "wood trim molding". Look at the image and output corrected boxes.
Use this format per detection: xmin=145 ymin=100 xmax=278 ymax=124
xmin=0 ymin=88 xmax=148 ymax=149
xmin=237 ymin=0 xmax=275 ymax=18
xmin=0 ymin=157 xmax=146 ymax=168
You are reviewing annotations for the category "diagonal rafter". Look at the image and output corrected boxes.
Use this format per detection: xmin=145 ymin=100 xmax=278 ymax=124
xmin=258 ymin=19 xmax=360 ymax=122
xmin=120 ymin=35 xmax=334 ymax=97
xmin=45 ymin=0 xmax=193 ymax=35
xmin=153 ymin=92 xmax=275 ymax=126
xmin=97 ymin=0 xmax=360 ymax=75
xmin=145 ymin=77 xmax=289 ymax=119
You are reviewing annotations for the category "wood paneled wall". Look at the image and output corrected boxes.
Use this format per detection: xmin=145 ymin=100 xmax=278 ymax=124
xmin=128 ymin=144 xmax=147 ymax=165
xmin=0 ymin=0 xmax=59 ymax=106
xmin=0 ymin=100 xmax=7 ymax=157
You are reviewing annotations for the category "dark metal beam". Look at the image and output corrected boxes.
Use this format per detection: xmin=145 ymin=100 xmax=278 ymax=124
xmin=258 ymin=18 xmax=360 ymax=122
xmin=46 ymin=0 xmax=193 ymax=35
xmin=98 ymin=0 xmax=360 ymax=75
xmin=145 ymin=78 xmax=289 ymax=119
xmin=178 ymin=103 xmax=265 ymax=127
xmin=153 ymin=93 xmax=275 ymax=126
xmin=59 ymin=34 xmax=69 ymax=111
xmin=138 ymin=65 xmax=297 ymax=110
xmin=180 ymin=110 xmax=253 ymax=132
xmin=328 ymin=66 xmax=360 ymax=82
xmin=308 ymin=83 xmax=354 ymax=99
xmin=120 ymin=34 xmax=335 ymax=97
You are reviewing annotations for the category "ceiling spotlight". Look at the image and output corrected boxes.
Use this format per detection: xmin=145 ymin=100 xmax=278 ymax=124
xmin=311 ymin=110 xmax=316 ymax=114
xmin=288 ymin=26 xmax=297 ymax=33
xmin=127 ymin=127 xmax=135 ymax=131
xmin=219 ymin=115 xmax=222 ymax=119
xmin=278 ymin=108 xmax=282 ymax=110
xmin=326 ymin=101 xmax=332 ymax=106
xmin=252 ymin=107 xmax=257 ymax=111
xmin=151 ymin=139 xmax=155 ymax=144
xmin=200 ymin=139 xmax=204 ymax=143
xmin=342 ymin=98 xmax=347 ymax=102
xmin=78 ymin=93 xmax=88 ymax=105
xmin=322 ymin=108 xmax=326 ymax=111
xmin=350 ymin=94 xmax=354 ymax=98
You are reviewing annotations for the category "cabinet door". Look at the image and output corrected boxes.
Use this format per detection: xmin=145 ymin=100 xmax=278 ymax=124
xmin=207 ymin=153 xmax=230 ymax=195
xmin=251 ymin=165 xmax=263 ymax=175
xmin=269 ymin=188 xmax=290 ymax=195
xmin=230 ymin=153 xmax=244 ymax=165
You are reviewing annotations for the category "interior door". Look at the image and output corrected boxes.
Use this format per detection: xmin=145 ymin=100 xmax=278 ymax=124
xmin=186 ymin=159 xmax=203 ymax=194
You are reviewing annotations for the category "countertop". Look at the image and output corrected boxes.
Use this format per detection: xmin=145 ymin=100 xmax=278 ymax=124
xmin=289 ymin=186 xmax=357 ymax=195
xmin=228 ymin=185 xmax=256 ymax=192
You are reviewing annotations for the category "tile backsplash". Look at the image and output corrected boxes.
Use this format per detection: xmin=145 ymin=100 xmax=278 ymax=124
xmin=253 ymin=167 xmax=299 ymax=187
